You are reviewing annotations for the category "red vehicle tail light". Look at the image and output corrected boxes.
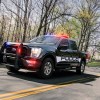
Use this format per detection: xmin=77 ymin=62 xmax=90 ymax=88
xmin=86 ymin=52 xmax=91 ymax=60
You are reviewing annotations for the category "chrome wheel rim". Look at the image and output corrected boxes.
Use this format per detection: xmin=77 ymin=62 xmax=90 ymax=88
xmin=44 ymin=62 xmax=52 ymax=76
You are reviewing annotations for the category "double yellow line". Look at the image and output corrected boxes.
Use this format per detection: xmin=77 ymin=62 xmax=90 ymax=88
xmin=0 ymin=76 xmax=99 ymax=100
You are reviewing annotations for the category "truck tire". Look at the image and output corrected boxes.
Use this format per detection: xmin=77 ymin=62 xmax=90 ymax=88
xmin=38 ymin=58 xmax=54 ymax=79
xmin=76 ymin=61 xmax=85 ymax=74
xmin=0 ymin=53 xmax=3 ymax=63
xmin=6 ymin=66 xmax=20 ymax=73
xmin=0 ymin=49 xmax=3 ymax=63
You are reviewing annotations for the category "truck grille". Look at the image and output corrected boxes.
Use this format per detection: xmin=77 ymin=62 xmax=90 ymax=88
xmin=6 ymin=45 xmax=29 ymax=56
xmin=6 ymin=45 xmax=17 ymax=54
xmin=3 ymin=43 xmax=30 ymax=66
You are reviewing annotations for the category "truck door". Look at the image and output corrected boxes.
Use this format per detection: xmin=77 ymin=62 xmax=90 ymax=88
xmin=56 ymin=39 xmax=72 ymax=68
xmin=69 ymin=40 xmax=81 ymax=67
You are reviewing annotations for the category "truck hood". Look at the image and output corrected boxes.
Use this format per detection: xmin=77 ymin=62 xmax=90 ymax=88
xmin=23 ymin=43 xmax=57 ymax=52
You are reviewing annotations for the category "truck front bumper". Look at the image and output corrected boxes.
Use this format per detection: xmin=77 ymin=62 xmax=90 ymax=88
xmin=22 ymin=57 xmax=42 ymax=71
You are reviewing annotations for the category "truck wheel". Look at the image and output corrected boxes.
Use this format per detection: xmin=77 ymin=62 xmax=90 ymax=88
xmin=6 ymin=66 xmax=20 ymax=73
xmin=76 ymin=61 xmax=85 ymax=74
xmin=38 ymin=58 xmax=54 ymax=79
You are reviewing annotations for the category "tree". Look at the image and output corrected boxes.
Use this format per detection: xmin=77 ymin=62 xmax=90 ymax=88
xmin=55 ymin=18 xmax=81 ymax=42
xmin=36 ymin=0 xmax=71 ymax=36
xmin=36 ymin=0 xmax=58 ymax=36
xmin=76 ymin=0 xmax=100 ymax=52
xmin=2 ymin=0 xmax=35 ymax=42
xmin=0 ymin=15 xmax=6 ymax=44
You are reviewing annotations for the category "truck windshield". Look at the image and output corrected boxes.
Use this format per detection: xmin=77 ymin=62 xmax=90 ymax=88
xmin=30 ymin=35 xmax=60 ymax=45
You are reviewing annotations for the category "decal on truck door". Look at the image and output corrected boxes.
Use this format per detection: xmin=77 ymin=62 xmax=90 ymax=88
xmin=56 ymin=56 xmax=81 ymax=63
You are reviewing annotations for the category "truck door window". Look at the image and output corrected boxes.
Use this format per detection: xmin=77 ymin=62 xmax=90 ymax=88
xmin=59 ymin=39 xmax=69 ymax=49
xmin=70 ymin=41 xmax=78 ymax=50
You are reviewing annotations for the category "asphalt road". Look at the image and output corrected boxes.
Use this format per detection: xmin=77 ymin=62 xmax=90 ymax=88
xmin=0 ymin=65 xmax=100 ymax=100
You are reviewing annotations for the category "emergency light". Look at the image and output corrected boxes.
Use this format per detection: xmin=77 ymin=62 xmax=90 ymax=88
xmin=4 ymin=42 xmax=10 ymax=48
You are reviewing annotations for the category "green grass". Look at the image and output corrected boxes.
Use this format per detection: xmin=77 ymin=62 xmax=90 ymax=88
xmin=87 ymin=61 xmax=100 ymax=67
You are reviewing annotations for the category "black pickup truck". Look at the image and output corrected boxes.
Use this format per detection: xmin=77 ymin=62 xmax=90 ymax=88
xmin=0 ymin=35 xmax=88 ymax=78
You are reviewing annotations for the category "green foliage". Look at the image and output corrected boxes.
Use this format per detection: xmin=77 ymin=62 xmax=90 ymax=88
xmin=87 ymin=61 xmax=100 ymax=67
xmin=55 ymin=18 xmax=81 ymax=39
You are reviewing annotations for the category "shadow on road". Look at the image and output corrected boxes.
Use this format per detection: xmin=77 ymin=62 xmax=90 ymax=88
xmin=7 ymin=70 xmax=99 ymax=85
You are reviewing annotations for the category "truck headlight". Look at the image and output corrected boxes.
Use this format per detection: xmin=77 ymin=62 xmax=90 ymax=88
xmin=31 ymin=48 xmax=42 ymax=58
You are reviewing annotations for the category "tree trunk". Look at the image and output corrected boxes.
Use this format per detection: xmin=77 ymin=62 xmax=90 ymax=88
xmin=22 ymin=0 xmax=29 ymax=42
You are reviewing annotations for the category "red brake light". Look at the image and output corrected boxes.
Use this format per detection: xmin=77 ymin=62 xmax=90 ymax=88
xmin=86 ymin=53 xmax=91 ymax=60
